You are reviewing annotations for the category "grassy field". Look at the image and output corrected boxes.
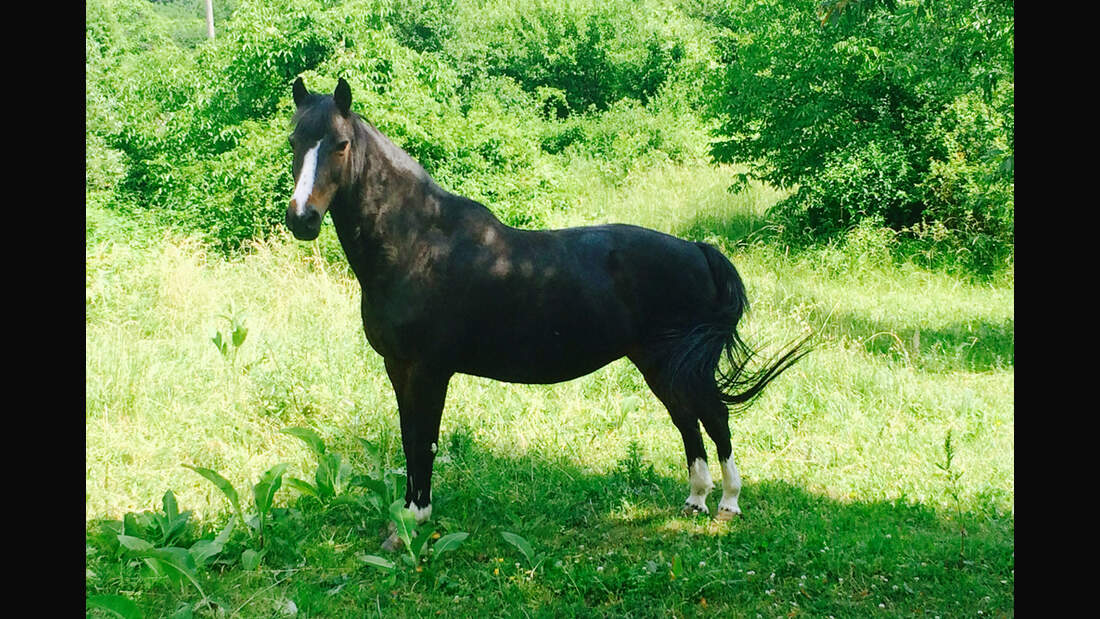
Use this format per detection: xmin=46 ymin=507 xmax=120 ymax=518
xmin=86 ymin=161 xmax=1013 ymax=617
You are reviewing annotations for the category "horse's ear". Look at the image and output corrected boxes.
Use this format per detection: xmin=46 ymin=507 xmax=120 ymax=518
xmin=293 ymin=77 xmax=309 ymax=108
xmin=334 ymin=78 xmax=352 ymax=117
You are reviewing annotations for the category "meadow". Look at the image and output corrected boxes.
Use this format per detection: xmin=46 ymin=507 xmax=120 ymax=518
xmin=87 ymin=161 xmax=1013 ymax=617
xmin=87 ymin=1 xmax=1012 ymax=616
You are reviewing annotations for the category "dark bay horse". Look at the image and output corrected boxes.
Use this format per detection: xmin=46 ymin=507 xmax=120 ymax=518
xmin=285 ymin=77 xmax=808 ymax=532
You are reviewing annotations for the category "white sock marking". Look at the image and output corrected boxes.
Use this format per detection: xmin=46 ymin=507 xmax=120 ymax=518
xmin=686 ymin=458 xmax=713 ymax=512
xmin=718 ymin=457 xmax=742 ymax=515
xmin=290 ymin=140 xmax=321 ymax=215
xmin=409 ymin=500 xmax=432 ymax=523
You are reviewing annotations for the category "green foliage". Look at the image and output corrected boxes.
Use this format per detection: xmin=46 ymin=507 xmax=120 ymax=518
xmin=703 ymin=0 xmax=1013 ymax=274
xmin=86 ymin=0 xmax=1013 ymax=275
xmin=210 ymin=309 xmax=248 ymax=360
xmin=88 ymin=424 xmax=472 ymax=612
xmin=112 ymin=491 xmax=196 ymax=550
xmin=914 ymin=83 xmax=1014 ymax=273
xmin=86 ymin=0 xmax=175 ymax=58
xmin=87 ymin=215 xmax=1013 ymax=615
xmin=500 ymin=530 xmax=541 ymax=568
xmin=87 ymin=491 xmax=234 ymax=610
xmin=361 ymin=500 xmax=469 ymax=576
xmin=183 ymin=461 xmax=289 ymax=559
xmin=86 ymin=0 xmax=711 ymax=250
xmin=182 ymin=466 xmax=245 ymax=529
xmin=87 ymin=594 xmax=144 ymax=619
xmin=281 ymin=427 xmax=360 ymax=503
xmin=388 ymin=0 xmax=456 ymax=53
xmin=443 ymin=0 xmax=688 ymax=115
xmin=86 ymin=133 xmax=128 ymax=210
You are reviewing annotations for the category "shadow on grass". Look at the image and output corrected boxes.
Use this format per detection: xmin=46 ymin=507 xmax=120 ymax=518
xmin=86 ymin=431 xmax=1014 ymax=616
xmin=806 ymin=306 xmax=1014 ymax=373
xmin=419 ymin=433 xmax=1013 ymax=615
xmin=674 ymin=208 xmax=772 ymax=247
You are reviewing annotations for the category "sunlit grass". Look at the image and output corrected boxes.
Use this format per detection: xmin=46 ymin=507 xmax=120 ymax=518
xmin=86 ymin=160 xmax=1012 ymax=616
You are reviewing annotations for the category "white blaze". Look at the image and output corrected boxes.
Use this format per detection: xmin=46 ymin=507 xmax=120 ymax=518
xmin=290 ymin=140 xmax=321 ymax=215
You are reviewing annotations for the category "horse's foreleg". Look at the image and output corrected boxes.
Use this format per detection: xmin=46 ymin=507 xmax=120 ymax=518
xmin=385 ymin=358 xmax=452 ymax=524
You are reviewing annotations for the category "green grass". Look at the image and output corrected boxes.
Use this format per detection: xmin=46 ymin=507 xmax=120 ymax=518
xmin=86 ymin=161 xmax=1013 ymax=617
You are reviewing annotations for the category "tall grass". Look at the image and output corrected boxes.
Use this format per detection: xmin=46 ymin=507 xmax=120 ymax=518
xmin=87 ymin=156 xmax=1012 ymax=615
xmin=87 ymin=156 xmax=1014 ymax=515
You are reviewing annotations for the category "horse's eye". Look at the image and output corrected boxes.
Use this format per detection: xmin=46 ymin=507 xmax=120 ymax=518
xmin=334 ymin=140 xmax=349 ymax=153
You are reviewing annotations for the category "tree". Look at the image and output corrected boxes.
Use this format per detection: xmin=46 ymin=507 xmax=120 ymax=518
xmin=703 ymin=0 xmax=1013 ymax=271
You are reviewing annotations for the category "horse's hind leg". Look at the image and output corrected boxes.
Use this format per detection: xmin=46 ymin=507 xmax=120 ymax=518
xmin=696 ymin=400 xmax=742 ymax=520
xmin=631 ymin=354 xmax=714 ymax=516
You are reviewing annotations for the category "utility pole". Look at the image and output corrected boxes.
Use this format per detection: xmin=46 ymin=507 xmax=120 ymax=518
xmin=205 ymin=0 xmax=215 ymax=40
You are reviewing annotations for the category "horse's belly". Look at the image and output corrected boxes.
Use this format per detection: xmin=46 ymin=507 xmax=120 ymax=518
xmin=452 ymin=320 xmax=632 ymax=384
xmin=457 ymin=346 xmax=624 ymax=384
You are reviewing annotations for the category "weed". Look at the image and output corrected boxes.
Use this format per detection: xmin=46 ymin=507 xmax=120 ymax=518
xmin=615 ymin=440 xmax=659 ymax=489
xmin=211 ymin=307 xmax=249 ymax=367
xmin=183 ymin=462 xmax=288 ymax=561
xmin=934 ymin=430 xmax=968 ymax=563
xmin=89 ymin=491 xmax=234 ymax=611
xmin=281 ymin=426 xmax=356 ymax=504
xmin=500 ymin=530 xmax=544 ymax=570
xmin=360 ymin=500 xmax=470 ymax=581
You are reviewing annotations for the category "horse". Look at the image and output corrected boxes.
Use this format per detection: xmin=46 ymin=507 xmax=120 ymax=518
xmin=284 ymin=77 xmax=809 ymax=539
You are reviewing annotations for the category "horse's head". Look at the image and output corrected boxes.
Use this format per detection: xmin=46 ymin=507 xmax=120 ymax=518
xmin=285 ymin=77 xmax=356 ymax=241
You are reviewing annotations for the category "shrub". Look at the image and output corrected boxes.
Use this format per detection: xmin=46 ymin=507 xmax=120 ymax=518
xmin=915 ymin=84 xmax=1014 ymax=272
xmin=775 ymin=137 xmax=921 ymax=238
xmin=445 ymin=0 xmax=687 ymax=115
xmin=86 ymin=0 xmax=711 ymax=249
xmin=388 ymin=0 xmax=456 ymax=53
xmin=86 ymin=133 xmax=129 ymax=211
xmin=703 ymin=0 xmax=1014 ymax=273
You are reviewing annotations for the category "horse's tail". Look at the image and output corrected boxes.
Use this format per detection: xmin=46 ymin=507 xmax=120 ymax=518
xmin=665 ymin=243 xmax=811 ymax=410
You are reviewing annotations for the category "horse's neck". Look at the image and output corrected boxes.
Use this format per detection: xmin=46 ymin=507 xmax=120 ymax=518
xmin=360 ymin=122 xmax=433 ymax=186
xmin=330 ymin=120 xmax=447 ymax=279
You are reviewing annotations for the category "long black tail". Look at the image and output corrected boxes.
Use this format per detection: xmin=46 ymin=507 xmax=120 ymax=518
xmin=665 ymin=243 xmax=812 ymax=410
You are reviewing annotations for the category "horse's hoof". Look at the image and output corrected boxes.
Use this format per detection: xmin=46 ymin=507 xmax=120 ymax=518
xmin=715 ymin=507 xmax=741 ymax=522
xmin=682 ymin=502 xmax=709 ymax=517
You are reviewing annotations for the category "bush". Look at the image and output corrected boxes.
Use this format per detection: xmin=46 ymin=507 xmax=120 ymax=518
xmin=776 ymin=137 xmax=921 ymax=237
xmin=86 ymin=133 xmax=129 ymax=211
xmin=388 ymin=0 xmax=456 ymax=53
xmin=444 ymin=0 xmax=688 ymax=115
xmin=86 ymin=0 xmax=710 ymax=250
xmin=916 ymin=84 xmax=1014 ymax=272
xmin=703 ymin=0 xmax=1014 ymax=274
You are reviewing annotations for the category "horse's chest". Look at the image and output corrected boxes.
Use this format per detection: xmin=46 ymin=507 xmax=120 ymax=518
xmin=357 ymin=282 xmax=439 ymax=360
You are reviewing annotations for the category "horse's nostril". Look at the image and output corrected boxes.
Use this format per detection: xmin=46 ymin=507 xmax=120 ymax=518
xmin=302 ymin=212 xmax=321 ymax=232
xmin=286 ymin=203 xmax=322 ymax=240
xmin=288 ymin=205 xmax=320 ymax=226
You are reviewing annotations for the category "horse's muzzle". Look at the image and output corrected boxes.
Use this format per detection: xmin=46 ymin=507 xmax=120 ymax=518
xmin=286 ymin=203 xmax=322 ymax=241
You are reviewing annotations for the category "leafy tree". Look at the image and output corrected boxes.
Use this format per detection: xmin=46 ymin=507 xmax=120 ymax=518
xmin=87 ymin=0 xmax=709 ymax=251
xmin=702 ymin=0 xmax=1013 ymax=272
